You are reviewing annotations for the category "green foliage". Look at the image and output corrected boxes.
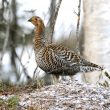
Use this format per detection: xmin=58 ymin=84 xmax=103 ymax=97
xmin=0 ymin=98 xmax=5 ymax=106
xmin=7 ymin=96 xmax=19 ymax=108
xmin=0 ymin=81 xmax=4 ymax=92
xmin=0 ymin=80 xmax=14 ymax=93
xmin=0 ymin=96 xmax=19 ymax=110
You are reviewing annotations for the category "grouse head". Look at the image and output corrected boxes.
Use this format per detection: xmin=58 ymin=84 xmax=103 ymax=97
xmin=28 ymin=16 xmax=45 ymax=33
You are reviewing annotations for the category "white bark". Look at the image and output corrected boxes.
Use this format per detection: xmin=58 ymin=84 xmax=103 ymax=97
xmin=82 ymin=0 xmax=110 ymax=83
xmin=83 ymin=0 xmax=110 ymax=70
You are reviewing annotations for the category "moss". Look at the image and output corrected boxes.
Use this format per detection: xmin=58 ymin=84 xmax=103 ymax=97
xmin=0 ymin=96 xmax=20 ymax=109
xmin=0 ymin=80 xmax=10 ymax=92
xmin=0 ymin=98 xmax=5 ymax=106
xmin=7 ymin=96 xmax=20 ymax=108
xmin=0 ymin=80 xmax=4 ymax=92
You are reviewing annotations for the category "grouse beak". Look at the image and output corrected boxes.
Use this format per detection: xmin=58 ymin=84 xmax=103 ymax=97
xmin=28 ymin=18 xmax=32 ymax=22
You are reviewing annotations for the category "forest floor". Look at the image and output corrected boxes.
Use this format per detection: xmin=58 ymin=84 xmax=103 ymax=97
xmin=0 ymin=80 xmax=110 ymax=110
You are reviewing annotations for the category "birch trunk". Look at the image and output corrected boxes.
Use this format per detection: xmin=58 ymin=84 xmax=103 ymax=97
xmin=82 ymin=0 xmax=110 ymax=82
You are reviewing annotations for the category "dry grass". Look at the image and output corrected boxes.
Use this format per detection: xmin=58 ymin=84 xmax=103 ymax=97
xmin=55 ymin=34 xmax=78 ymax=51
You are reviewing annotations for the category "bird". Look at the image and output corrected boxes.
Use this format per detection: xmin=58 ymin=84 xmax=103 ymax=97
xmin=28 ymin=16 xmax=104 ymax=79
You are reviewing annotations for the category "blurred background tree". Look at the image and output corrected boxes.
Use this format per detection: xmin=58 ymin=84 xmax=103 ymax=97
xmin=0 ymin=0 xmax=31 ymax=83
xmin=82 ymin=0 xmax=110 ymax=83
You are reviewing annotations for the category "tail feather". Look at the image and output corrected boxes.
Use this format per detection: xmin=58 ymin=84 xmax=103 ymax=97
xmin=80 ymin=65 xmax=102 ymax=73
xmin=80 ymin=58 xmax=103 ymax=73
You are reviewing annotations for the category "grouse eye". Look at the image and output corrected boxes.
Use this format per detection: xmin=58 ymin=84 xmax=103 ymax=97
xmin=35 ymin=18 xmax=38 ymax=21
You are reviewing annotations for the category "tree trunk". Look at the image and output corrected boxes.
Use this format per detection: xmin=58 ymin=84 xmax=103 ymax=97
xmin=47 ymin=0 xmax=62 ymax=43
xmin=82 ymin=0 xmax=110 ymax=82
xmin=9 ymin=0 xmax=20 ymax=80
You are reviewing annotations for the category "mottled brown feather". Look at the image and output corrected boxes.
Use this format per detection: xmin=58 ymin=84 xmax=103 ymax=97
xmin=28 ymin=16 xmax=103 ymax=77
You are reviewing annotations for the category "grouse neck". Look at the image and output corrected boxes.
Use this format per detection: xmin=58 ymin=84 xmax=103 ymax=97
xmin=34 ymin=26 xmax=45 ymax=52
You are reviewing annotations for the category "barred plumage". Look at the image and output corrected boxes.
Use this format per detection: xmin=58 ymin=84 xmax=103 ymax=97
xmin=28 ymin=16 xmax=103 ymax=78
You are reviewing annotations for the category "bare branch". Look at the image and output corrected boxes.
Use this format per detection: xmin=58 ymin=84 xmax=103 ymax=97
xmin=33 ymin=66 xmax=39 ymax=80
xmin=0 ymin=3 xmax=10 ymax=64
xmin=73 ymin=9 xmax=78 ymax=16
xmin=14 ymin=50 xmax=31 ymax=80
xmin=24 ymin=9 xmax=36 ymax=14
xmin=75 ymin=0 xmax=81 ymax=55
xmin=0 ymin=23 xmax=10 ymax=63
